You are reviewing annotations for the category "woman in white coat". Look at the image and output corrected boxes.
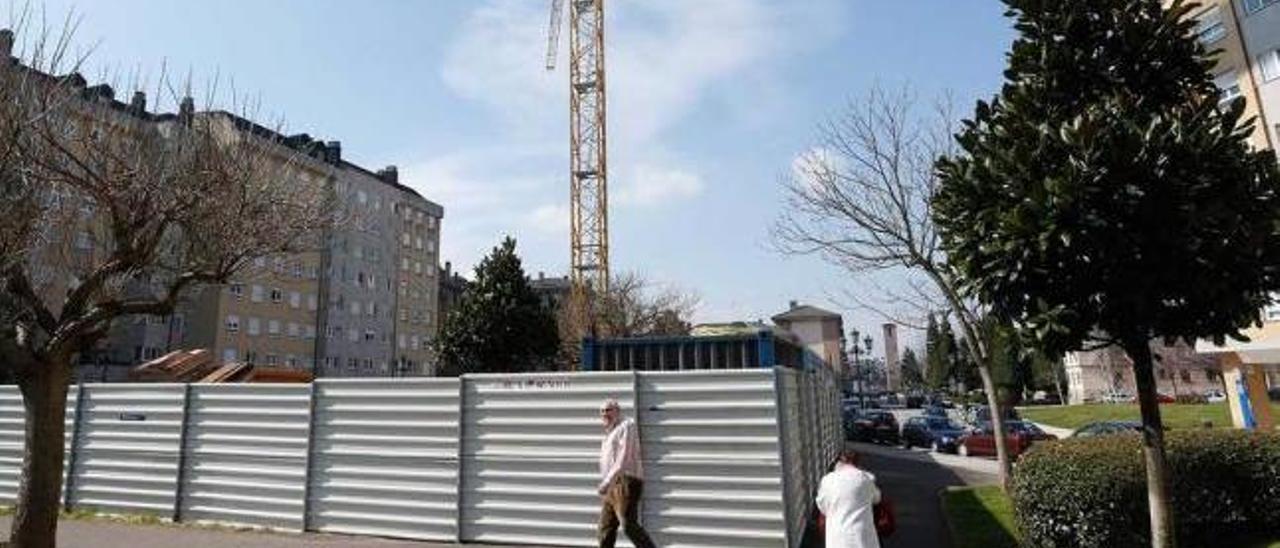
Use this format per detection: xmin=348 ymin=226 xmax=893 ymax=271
xmin=816 ymin=449 xmax=881 ymax=548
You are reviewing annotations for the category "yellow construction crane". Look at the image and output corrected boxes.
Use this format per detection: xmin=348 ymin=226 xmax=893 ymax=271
xmin=547 ymin=0 xmax=609 ymax=343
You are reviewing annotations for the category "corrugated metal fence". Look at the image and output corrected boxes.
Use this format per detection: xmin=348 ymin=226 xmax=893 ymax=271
xmin=0 ymin=367 xmax=839 ymax=548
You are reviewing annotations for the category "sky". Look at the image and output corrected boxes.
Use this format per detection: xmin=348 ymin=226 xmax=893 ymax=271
xmin=13 ymin=0 xmax=1015 ymax=357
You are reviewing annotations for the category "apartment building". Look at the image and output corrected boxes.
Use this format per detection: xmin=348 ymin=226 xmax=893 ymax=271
xmin=1186 ymin=0 xmax=1276 ymax=150
xmin=1232 ymin=0 xmax=1280 ymax=147
xmin=317 ymin=160 xmax=443 ymax=378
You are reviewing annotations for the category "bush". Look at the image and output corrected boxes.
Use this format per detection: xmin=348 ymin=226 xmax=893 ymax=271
xmin=1011 ymin=430 xmax=1280 ymax=547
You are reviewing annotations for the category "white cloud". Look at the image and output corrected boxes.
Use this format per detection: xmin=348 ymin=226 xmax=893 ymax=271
xmin=425 ymin=0 xmax=848 ymax=283
xmin=617 ymin=164 xmax=705 ymax=207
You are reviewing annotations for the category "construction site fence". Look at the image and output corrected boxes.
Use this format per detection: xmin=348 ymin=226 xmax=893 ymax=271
xmin=0 ymin=367 xmax=840 ymax=548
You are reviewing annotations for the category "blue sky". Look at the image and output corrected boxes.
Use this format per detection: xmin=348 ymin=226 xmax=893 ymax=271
xmin=18 ymin=0 xmax=1013 ymax=356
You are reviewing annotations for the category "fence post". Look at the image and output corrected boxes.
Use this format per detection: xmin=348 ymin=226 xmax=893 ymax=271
xmin=454 ymin=376 xmax=466 ymax=542
xmin=61 ymin=384 xmax=87 ymax=511
xmin=172 ymin=383 xmax=194 ymax=522
xmin=772 ymin=367 xmax=796 ymax=548
xmin=301 ymin=380 xmax=319 ymax=532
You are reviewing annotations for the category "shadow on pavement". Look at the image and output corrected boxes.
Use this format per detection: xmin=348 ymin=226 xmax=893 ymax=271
xmin=804 ymin=441 xmax=998 ymax=548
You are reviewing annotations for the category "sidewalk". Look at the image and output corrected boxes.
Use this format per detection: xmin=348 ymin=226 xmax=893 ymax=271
xmin=0 ymin=516 xmax=542 ymax=548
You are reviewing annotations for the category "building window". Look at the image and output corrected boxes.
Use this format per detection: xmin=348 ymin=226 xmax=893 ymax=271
xmin=401 ymin=258 xmax=409 ymax=271
xmin=287 ymin=355 xmax=298 ymax=368
xmin=254 ymin=257 xmax=266 ymax=269
xmin=270 ymin=288 xmax=284 ymax=304
xmin=347 ymin=329 xmax=359 ymax=342
xmin=247 ymin=317 xmax=261 ymax=336
xmin=246 ymin=350 xmax=258 ymax=365
xmin=1180 ymin=370 xmax=1192 ymax=383
xmin=1196 ymin=7 xmax=1225 ymax=45
xmin=363 ymin=359 xmax=374 ymax=371
xmin=292 ymin=262 xmax=303 ymax=278
xmin=1259 ymin=49 xmax=1280 ymax=82
xmin=1243 ymin=0 xmax=1278 ymax=14
xmin=354 ymin=246 xmax=364 ymax=259
xmin=366 ymin=301 xmax=376 ymax=316
xmin=347 ymin=357 xmax=359 ymax=371
xmin=410 ymin=335 xmax=420 ymax=350
xmin=225 ymin=315 xmax=240 ymax=333
xmin=268 ymin=320 xmax=281 ymax=337
xmin=400 ymin=308 xmax=408 ymax=322
xmin=305 ymin=325 xmax=316 ymax=339
xmin=350 ymin=301 xmax=361 ymax=316
xmin=229 ymin=283 xmax=244 ymax=299
xmin=290 ymin=291 xmax=301 ymax=309
xmin=222 ymin=348 xmax=237 ymax=363
xmin=357 ymin=190 xmax=367 ymax=205
xmin=364 ymin=329 xmax=376 ymax=342
xmin=402 ymin=232 xmax=411 ymax=247
xmin=1206 ymin=368 xmax=1220 ymax=382
xmin=398 ymin=334 xmax=407 ymax=349
xmin=1215 ymin=71 xmax=1241 ymax=105
xmin=357 ymin=271 xmax=366 ymax=286
xmin=288 ymin=322 xmax=299 ymax=338
xmin=330 ymin=325 xmax=342 ymax=340
xmin=266 ymin=354 xmax=279 ymax=366
xmin=251 ymin=285 xmax=265 ymax=303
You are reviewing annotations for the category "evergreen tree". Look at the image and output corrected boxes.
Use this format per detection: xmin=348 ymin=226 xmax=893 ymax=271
xmin=900 ymin=348 xmax=925 ymax=389
xmin=933 ymin=1 xmax=1280 ymax=543
xmin=437 ymin=237 xmax=560 ymax=375
xmin=925 ymin=314 xmax=953 ymax=390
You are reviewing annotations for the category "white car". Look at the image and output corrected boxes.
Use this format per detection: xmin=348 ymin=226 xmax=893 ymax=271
xmin=1204 ymin=390 xmax=1226 ymax=403
xmin=1101 ymin=391 xmax=1135 ymax=404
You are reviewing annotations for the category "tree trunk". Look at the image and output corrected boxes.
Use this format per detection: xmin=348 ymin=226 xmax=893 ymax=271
xmin=1124 ymin=339 xmax=1175 ymax=548
xmin=975 ymin=362 xmax=1012 ymax=490
xmin=11 ymin=357 xmax=72 ymax=548
xmin=1052 ymin=363 xmax=1067 ymax=406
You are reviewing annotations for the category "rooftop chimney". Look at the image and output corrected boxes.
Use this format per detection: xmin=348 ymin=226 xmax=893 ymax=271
xmin=178 ymin=95 xmax=195 ymax=123
xmin=378 ymin=165 xmax=399 ymax=184
xmin=0 ymin=29 xmax=12 ymax=58
xmin=445 ymin=261 xmax=452 ymax=277
xmin=789 ymin=300 xmax=798 ymax=310
xmin=538 ymin=271 xmax=545 ymax=280
xmin=129 ymin=91 xmax=146 ymax=114
xmin=324 ymin=141 xmax=341 ymax=164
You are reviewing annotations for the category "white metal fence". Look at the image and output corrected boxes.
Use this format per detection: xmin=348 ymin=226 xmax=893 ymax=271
xmin=0 ymin=367 xmax=839 ymax=548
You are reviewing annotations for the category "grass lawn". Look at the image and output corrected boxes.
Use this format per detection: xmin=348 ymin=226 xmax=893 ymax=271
xmin=940 ymin=485 xmax=1019 ymax=548
xmin=1018 ymin=402 xmax=1280 ymax=431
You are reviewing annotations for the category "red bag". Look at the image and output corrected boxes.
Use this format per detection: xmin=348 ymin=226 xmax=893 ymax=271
xmin=815 ymin=496 xmax=895 ymax=539
xmin=874 ymin=497 xmax=896 ymax=537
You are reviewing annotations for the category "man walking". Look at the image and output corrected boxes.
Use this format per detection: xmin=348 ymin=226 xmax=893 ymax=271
xmin=816 ymin=449 xmax=881 ymax=548
xmin=597 ymin=398 xmax=657 ymax=548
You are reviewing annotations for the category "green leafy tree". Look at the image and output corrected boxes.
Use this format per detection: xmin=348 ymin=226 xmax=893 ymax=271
xmin=924 ymin=314 xmax=953 ymax=390
xmin=933 ymin=1 xmax=1280 ymax=544
xmin=437 ymin=237 xmax=560 ymax=375
xmin=900 ymin=348 xmax=925 ymax=389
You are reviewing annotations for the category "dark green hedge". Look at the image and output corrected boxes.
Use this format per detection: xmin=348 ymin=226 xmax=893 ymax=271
xmin=1011 ymin=429 xmax=1280 ymax=547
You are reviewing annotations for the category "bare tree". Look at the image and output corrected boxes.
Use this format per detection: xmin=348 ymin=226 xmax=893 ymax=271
xmin=772 ymin=86 xmax=1015 ymax=489
xmin=0 ymin=23 xmax=329 ymax=546
xmin=557 ymin=271 xmax=700 ymax=367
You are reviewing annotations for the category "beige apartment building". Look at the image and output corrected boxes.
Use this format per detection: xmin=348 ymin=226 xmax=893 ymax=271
xmin=1184 ymin=0 xmax=1276 ymax=149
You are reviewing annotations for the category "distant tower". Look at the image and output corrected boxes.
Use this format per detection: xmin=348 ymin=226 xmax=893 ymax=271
xmin=883 ymin=323 xmax=900 ymax=391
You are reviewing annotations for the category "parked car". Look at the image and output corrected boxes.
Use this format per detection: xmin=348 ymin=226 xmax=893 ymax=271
xmin=1156 ymin=392 xmax=1176 ymax=404
xmin=922 ymin=405 xmax=949 ymax=418
xmin=901 ymin=416 xmax=967 ymax=453
xmin=1204 ymin=389 xmax=1226 ymax=403
xmin=966 ymin=405 xmax=1021 ymax=426
xmin=1101 ymin=391 xmax=1136 ymax=404
xmin=905 ymin=394 xmax=925 ymax=409
xmin=1026 ymin=391 xmax=1061 ymax=406
xmin=1071 ymin=420 xmax=1143 ymax=438
xmin=849 ymin=410 xmax=900 ymax=445
xmin=957 ymin=420 xmax=1057 ymax=459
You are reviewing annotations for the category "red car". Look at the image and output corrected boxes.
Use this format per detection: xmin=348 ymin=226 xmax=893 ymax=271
xmin=1156 ymin=393 xmax=1175 ymax=404
xmin=958 ymin=421 xmax=1058 ymax=459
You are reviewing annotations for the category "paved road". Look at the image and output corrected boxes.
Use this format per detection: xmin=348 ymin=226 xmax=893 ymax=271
xmin=851 ymin=441 xmax=1000 ymax=548
xmin=0 ymin=517 xmax=533 ymax=548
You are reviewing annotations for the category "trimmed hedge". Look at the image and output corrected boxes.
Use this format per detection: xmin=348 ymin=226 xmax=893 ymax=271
xmin=1011 ymin=429 xmax=1280 ymax=547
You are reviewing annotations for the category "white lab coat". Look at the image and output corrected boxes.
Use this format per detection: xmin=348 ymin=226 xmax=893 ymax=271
xmin=815 ymin=464 xmax=881 ymax=548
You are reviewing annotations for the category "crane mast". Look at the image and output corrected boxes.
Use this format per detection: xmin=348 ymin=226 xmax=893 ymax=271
xmin=547 ymin=0 xmax=609 ymax=344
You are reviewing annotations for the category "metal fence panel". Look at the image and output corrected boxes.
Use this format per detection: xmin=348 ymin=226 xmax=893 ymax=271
xmin=776 ymin=368 xmax=807 ymax=548
xmin=0 ymin=385 xmax=78 ymax=504
xmin=70 ymin=384 xmax=184 ymax=515
xmin=459 ymin=372 xmax=635 ymax=547
xmin=308 ymin=378 xmax=460 ymax=541
xmin=180 ymin=384 xmax=310 ymax=529
xmin=636 ymin=369 xmax=785 ymax=548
